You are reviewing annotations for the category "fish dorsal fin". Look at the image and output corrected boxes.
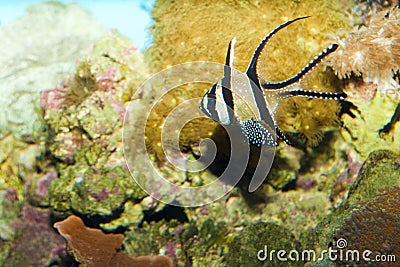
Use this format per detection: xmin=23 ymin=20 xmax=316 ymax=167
xmin=263 ymin=43 xmax=338 ymax=89
xmin=224 ymin=37 xmax=236 ymax=78
xmin=246 ymin=16 xmax=310 ymax=88
xmin=218 ymin=38 xmax=237 ymax=123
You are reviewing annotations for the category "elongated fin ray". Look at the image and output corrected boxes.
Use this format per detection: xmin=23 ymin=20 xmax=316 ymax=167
xmin=223 ymin=38 xmax=236 ymax=80
xmin=246 ymin=16 xmax=310 ymax=87
xmin=282 ymin=89 xmax=347 ymax=101
xmin=263 ymin=44 xmax=339 ymax=89
xmin=225 ymin=38 xmax=236 ymax=68
xmin=221 ymin=38 xmax=237 ymax=117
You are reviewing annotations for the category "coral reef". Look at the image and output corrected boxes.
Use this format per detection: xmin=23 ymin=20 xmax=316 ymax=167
xmin=324 ymin=7 xmax=400 ymax=158
xmin=353 ymin=0 xmax=398 ymax=25
xmin=339 ymin=78 xmax=400 ymax=158
xmin=0 ymin=130 xmax=69 ymax=265
xmin=0 ymin=1 xmax=106 ymax=141
xmin=3 ymin=1 xmax=400 ymax=267
xmin=0 ymin=133 xmax=54 ymax=237
xmin=124 ymin=218 xmax=228 ymax=266
xmin=54 ymin=215 xmax=172 ymax=267
xmin=324 ymin=7 xmax=400 ymax=159
xmin=42 ymin=31 xmax=149 ymax=219
xmin=345 ymin=149 xmax=400 ymax=205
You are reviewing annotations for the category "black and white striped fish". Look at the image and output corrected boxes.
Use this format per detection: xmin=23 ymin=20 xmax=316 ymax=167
xmin=200 ymin=16 xmax=346 ymax=147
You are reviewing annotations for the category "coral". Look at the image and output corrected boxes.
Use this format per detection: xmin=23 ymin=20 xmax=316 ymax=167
xmin=312 ymin=150 xmax=400 ymax=260
xmin=7 ymin=2 xmax=400 ymax=267
xmin=0 ymin=134 xmax=58 ymax=237
xmin=353 ymin=0 xmax=398 ymax=25
xmin=276 ymin=93 xmax=342 ymax=147
xmin=328 ymin=7 xmax=400 ymax=93
xmin=121 ymin=121 xmax=353 ymax=266
xmin=48 ymin=165 xmax=144 ymax=218
xmin=0 ymin=131 xmax=69 ymax=265
xmin=144 ymin=0 xmax=353 ymax=161
xmin=345 ymin=149 xmax=400 ymax=205
xmin=333 ymin=187 xmax=400 ymax=266
xmin=54 ymin=215 xmax=172 ymax=267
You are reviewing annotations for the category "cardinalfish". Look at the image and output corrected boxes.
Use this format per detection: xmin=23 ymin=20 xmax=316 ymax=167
xmin=200 ymin=16 xmax=346 ymax=147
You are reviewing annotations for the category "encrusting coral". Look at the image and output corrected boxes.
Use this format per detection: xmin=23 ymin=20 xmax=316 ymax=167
xmin=311 ymin=150 xmax=400 ymax=265
xmin=54 ymin=215 xmax=172 ymax=267
xmin=333 ymin=187 xmax=400 ymax=266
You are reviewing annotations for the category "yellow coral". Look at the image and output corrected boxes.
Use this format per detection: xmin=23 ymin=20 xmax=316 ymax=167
xmin=145 ymin=0 xmax=353 ymax=159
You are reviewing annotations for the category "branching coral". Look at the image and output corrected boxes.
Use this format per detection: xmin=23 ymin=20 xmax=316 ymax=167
xmin=328 ymin=7 xmax=400 ymax=92
xmin=54 ymin=215 xmax=172 ymax=267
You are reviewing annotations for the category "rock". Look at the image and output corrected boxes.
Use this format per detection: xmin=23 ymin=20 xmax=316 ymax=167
xmin=0 ymin=2 xmax=106 ymax=140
